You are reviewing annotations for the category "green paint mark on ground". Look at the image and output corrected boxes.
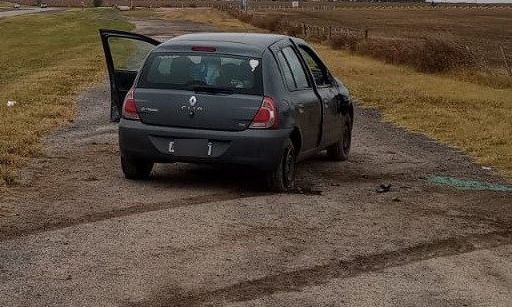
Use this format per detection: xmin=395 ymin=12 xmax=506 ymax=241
xmin=428 ymin=176 xmax=512 ymax=192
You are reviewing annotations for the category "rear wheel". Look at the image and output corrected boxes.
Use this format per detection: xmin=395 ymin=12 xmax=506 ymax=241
xmin=266 ymin=139 xmax=296 ymax=192
xmin=121 ymin=154 xmax=154 ymax=180
xmin=327 ymin=114 xmax=352 ymax=161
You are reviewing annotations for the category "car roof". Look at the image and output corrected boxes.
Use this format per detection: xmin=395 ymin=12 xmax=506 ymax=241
xmin=155 ymin=33 xmax=292 ymax=57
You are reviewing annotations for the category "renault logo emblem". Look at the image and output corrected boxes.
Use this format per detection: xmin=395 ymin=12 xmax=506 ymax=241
xmin=189 ymin=96 xmax=197 ymax=107
xmin=180 ymin=96 xmax=204 ymax=118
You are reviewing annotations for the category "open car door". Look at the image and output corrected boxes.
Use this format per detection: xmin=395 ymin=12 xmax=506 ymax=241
xmin=99 ymin=29 xmax=161 ymax=122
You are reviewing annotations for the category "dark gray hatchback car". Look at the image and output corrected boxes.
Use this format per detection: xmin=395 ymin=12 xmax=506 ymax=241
xmin=100 ymin=30 xmax=353 ymax=191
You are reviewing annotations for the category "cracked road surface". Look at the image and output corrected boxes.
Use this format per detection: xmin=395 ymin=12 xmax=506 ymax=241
xmin=1 ymin=16 xmax=511 ymax=307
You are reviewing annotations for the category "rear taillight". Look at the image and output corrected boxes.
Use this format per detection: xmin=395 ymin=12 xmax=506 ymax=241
xmin=122 ymin=88 xmax=140 ymax=120
xmin=249 ymin=96 xmax=278 ymax=129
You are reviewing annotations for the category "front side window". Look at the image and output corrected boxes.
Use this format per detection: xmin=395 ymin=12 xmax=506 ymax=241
xmin=138 ymin=53 xmax=263 ymax=96
xmin=299 ymin=46 xmax=332 ymax=87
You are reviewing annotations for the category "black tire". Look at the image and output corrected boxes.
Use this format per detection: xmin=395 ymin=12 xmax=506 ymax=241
xmin=121 ymin=154 xmax=153 ymax=180
xmin=266 ymin=139 xmax=296 ymax=192
xmin=327 ymin=114 xmax=352 ymax=161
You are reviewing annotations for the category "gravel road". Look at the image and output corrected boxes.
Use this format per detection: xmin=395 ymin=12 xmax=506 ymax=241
xmin=0 ymin=15 xmax=511 ymax=307
xmin=0 ymin=7 xmax=61 ymax=18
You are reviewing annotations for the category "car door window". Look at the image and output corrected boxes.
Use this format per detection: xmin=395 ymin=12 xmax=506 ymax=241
xmin=281 ymin=47 xmax=310 ymax=89
xmin=108 ymin=37 xmax=156 ymax=71
xmin=299 ymin=46 xmax=332 ymax=87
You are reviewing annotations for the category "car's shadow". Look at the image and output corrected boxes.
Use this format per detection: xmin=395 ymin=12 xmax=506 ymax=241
xmin=145 ymin=152 xmax=336 ymax=194
xmin=150 ymin=163 xmax=266 ymax=192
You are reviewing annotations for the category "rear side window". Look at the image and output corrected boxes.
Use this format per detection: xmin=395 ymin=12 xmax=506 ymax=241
xmin=281 ymin=47 xmax=310 ymax=89
xmin=138 ymin=53 xmax=263 ymax=96
xmin=276 ymin=51 xmax=296 ymax=90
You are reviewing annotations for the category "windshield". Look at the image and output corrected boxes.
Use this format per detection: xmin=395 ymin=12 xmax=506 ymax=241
xmin=138 ymin=52 xmax=263 ymax=96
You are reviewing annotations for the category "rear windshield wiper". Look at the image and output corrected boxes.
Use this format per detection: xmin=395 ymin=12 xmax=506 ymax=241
xmin=192 ymin=86 xmax=234 ymax=95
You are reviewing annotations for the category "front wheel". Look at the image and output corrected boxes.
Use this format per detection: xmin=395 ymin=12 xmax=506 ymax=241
xmin=266 ymin=139 xmax=296 ymax=192
xmin=327 ymin=114 xmax=352 ymax=161
xmin=121 ymin=154 xmax=154 ymax=180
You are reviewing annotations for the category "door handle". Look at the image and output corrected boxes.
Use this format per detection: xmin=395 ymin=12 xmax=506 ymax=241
xmin=322 ymin=98 xmax=329 ymax=108
xmin=297 ymin=103 xmax=305 ymax=113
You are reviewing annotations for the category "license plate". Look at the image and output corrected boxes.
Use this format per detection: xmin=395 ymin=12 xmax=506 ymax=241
xmin=169 ymin=139 xmax=212 ymax=157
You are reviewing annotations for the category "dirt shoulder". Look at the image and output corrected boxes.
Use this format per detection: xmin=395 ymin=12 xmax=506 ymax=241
xmin=0 ymin=13 xmax=511 ymax=307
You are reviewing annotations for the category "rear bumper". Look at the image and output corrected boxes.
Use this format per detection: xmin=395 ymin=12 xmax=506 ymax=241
xmin=119 ymin=119 xmax=292 ymax=170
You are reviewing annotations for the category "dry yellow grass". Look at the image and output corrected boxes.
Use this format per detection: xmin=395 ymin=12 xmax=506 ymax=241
xmin=0 ymin=9 xmax=132 ymax=185
xmin=153 ymin=8 xmax=512 ymax=178
xmin=263 ymin=7 xmax=512 ymax=67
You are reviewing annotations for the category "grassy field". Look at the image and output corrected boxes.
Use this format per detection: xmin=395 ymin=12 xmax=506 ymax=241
xmin=0 ymin=8 xmax=132 ymax=185
xmin=260 ymin=7 xmax=512 ymax=67
xmin=218 ymin=6 xmax=512 ymax=88
xmin=154 ymin=8 xmax=512 ymax=178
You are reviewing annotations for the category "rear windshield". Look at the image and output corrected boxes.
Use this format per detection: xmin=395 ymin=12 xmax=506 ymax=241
xmin=138 ymin=52 xmax=263 ymax=96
